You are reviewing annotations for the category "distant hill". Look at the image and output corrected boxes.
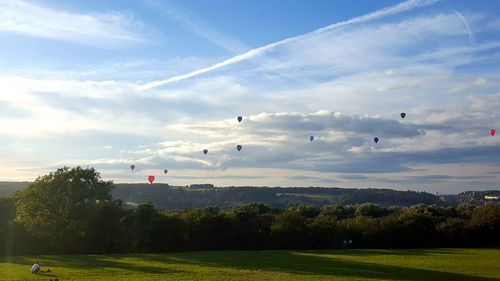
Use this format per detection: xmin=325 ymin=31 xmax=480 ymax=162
xmin=2 ymin=181 xmax=498 ymax=210
xmin=0 ymin=181 xmax=30 ymax=197
xmin=111 ymin=184 xmax=444 ymax=210
xmin=440 ymin=190 xmax=500 ymax=205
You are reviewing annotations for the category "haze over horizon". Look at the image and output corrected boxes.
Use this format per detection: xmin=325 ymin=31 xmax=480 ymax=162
xmin=0 ymin=0 xmax=499 ymax=193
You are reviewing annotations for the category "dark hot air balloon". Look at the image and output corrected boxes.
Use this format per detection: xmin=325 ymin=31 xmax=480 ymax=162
xmin=374 ymin=137 xmax=379 ymax=143
xmin=237 ymin=116 xmax=243 ymax=123
xmin=148 ymin=175 xmax=155 ymax=184
xmin=164 ymin=169 xmax=168 ymax=174
xmin=130 ymin=164 xmax=135 ymax=171
xmin=400 ymin=113 xmax=406 ymax=119
xmin=490 ymin=129 xmax=496 ymax=136
xmin=310 ymin=136 xmax=314 ymax=142
xmin=236 ymin=144 xmax=242 ymax=151
xmin=203 ymin=149 xmax=208 ymax=155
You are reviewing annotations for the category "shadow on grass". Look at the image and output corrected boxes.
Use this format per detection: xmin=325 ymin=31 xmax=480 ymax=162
xmin=1 ymin=254 xmax=184 ymax=275
xmin=2 ymin=249 xmax=498 ymax=281
xmin=137 ymin=249 xmax=500 ymax=281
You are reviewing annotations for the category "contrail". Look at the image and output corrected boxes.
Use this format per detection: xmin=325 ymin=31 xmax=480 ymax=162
xmin=138 ymin=0 xmax=438 ymax=91
xmin=142 ymin=0 xmax=314 ymax=87
xmin=143 ymin=0 xmax=248 ymax=54
xmin=450 ymin=9 xmax=473 ymax=41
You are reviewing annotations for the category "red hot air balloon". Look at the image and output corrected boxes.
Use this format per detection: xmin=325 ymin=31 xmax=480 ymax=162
xmin=236 ymin=144 xmax=242 ymax=151
xmin=203 ymin=149 xmax=208 ymax=155
xmin=148 ymin=175 xmax=155 ymax=184
xmin=490 ymin=129 xmax=496 ymax=136
xmin=130 ymin=164 xmax=135 ymax=171
xmin=237 ymin=116 xmax=243 ymax=123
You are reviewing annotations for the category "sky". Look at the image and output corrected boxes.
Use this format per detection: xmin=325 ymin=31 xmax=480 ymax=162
xmin=0 ymin=0 xmax=499 ymax=193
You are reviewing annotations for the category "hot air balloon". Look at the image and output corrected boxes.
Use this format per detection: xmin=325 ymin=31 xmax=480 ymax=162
xmin=164 ymin=169 xmax=168 ymax=174
xmin=490 ymin=129 xmax=496 ymax=136
xmin=203 ymin=149 xmax=208 ymax=155
xmin=310 ymin=136 xmax=314 ymax=142
xmin=130 ymin=164 xmax=135 ymax=171
xmin=237 ymin=116 xmax=243 ymax=123
xmin=400 ymin=113 xmax=406 ymax=119
xmin=148 ymin=175 xmax=155 ymax=184
xmin=374 ymin=137 xmax=379 ymax=143
xmin=236 ymin=144 xmax=242 ymax=151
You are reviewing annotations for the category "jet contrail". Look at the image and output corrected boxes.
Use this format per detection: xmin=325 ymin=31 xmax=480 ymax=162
xmin=138 ymin=0 xmax=438 ymax=91
xmin=142 ymin=0 xmax=314 ymax=87
xmin=450 ymin=9 xmax=473 ymax=41
xmin=143 ymin=0 xmax=248 ymax=54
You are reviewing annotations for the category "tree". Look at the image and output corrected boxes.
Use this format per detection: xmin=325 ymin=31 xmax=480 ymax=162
xmin=14 ymin=166 xmax=113 ymax=252
xmin=466 ymin=205 xmax=500 ymax=246
xmin=83 ymin=200 xmax=131 ymax=254
xmin=0 ymin=197 xmax=15 ymax=225
xmin=355 ymin=203 xmax=386 ymax=218
xmin=0 ymin=197 xmax=16 ymax=254
xmin=271 ymin=209 xmax=308 ymax=249
xmin=308 ymin=214 xmax=337 ymax=249
xmin=321 ymin=205 xmax=356 ymax=220
xmin=229 ymin=203 xmax=273 ymax=249
xmin=395 ymin=205 xmax=441 ymax=247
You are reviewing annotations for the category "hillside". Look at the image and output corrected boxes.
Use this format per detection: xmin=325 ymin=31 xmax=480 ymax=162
xmin=111 ymin=184 xmax=443 ymax=210
xmin=2 ymin=181 xmax=498 ymax=210
xmin=0 ymin=182 xmax=30 ymax=197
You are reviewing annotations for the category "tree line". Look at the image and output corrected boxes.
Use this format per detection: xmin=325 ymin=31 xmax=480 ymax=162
xmin=0 ymin=167 xmax=499 ymax=255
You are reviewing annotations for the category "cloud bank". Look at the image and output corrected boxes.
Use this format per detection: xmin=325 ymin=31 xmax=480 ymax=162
xmin=0 ymin=0 xmax=498 ymax=192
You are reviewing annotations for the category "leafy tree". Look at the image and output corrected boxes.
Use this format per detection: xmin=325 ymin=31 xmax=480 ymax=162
xmin=14 ymin=166 xmax=113 ymax=252
xmin=395 ymin=205 xmax=441 ymax=247
xmin=355 ymin=203 xmax=385 ymax=218
xmin=0 ymin=197 xmax=16 ymax=254
xmin=466 ymin=205 xmax=500 ymax=246
xmin=456 ymin=203 xmax=476 ymax=218
xmin=229 ymin=203 xmax=273 ymax=249
xmin=308 ymin=214 xmax=337 ymax=248
xmin=436 ymin=217 xmax=466 ymax=247
xmin=0 ymin=197 xmax=15 ymax=225
xmin=83 ymin=200 xmax=131 ymax=254
xmin=271 ymin=209 xmax=308 ymax=249
xmin=294 ymin=205 xmax=321 ymax=218
xmin=320 ymin=205 xmax=356 ymax=220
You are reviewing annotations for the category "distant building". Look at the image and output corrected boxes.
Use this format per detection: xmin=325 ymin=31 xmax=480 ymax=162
xmin=481 ymin=195 xmax=500 ymax=206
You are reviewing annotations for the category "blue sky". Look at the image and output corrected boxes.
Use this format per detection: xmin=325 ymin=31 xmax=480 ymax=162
xmin=0 ymin=0 xmax=499 ymax=193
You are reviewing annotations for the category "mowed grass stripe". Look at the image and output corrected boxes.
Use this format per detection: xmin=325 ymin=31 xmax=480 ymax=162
xmin=1 ymin=248 xmax=499 ymax=281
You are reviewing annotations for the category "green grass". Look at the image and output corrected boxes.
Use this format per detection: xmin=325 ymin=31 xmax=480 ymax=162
xmin=1 ymin=248 xmax=499 ymax=280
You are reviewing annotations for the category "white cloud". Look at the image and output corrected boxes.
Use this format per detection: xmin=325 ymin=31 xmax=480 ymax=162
xmin=0 ymin=0 xmax=148 ymax=46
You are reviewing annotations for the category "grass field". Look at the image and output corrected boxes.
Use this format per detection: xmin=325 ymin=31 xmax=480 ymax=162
xmin=1 ymin=248 xmax=499 ymax=281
